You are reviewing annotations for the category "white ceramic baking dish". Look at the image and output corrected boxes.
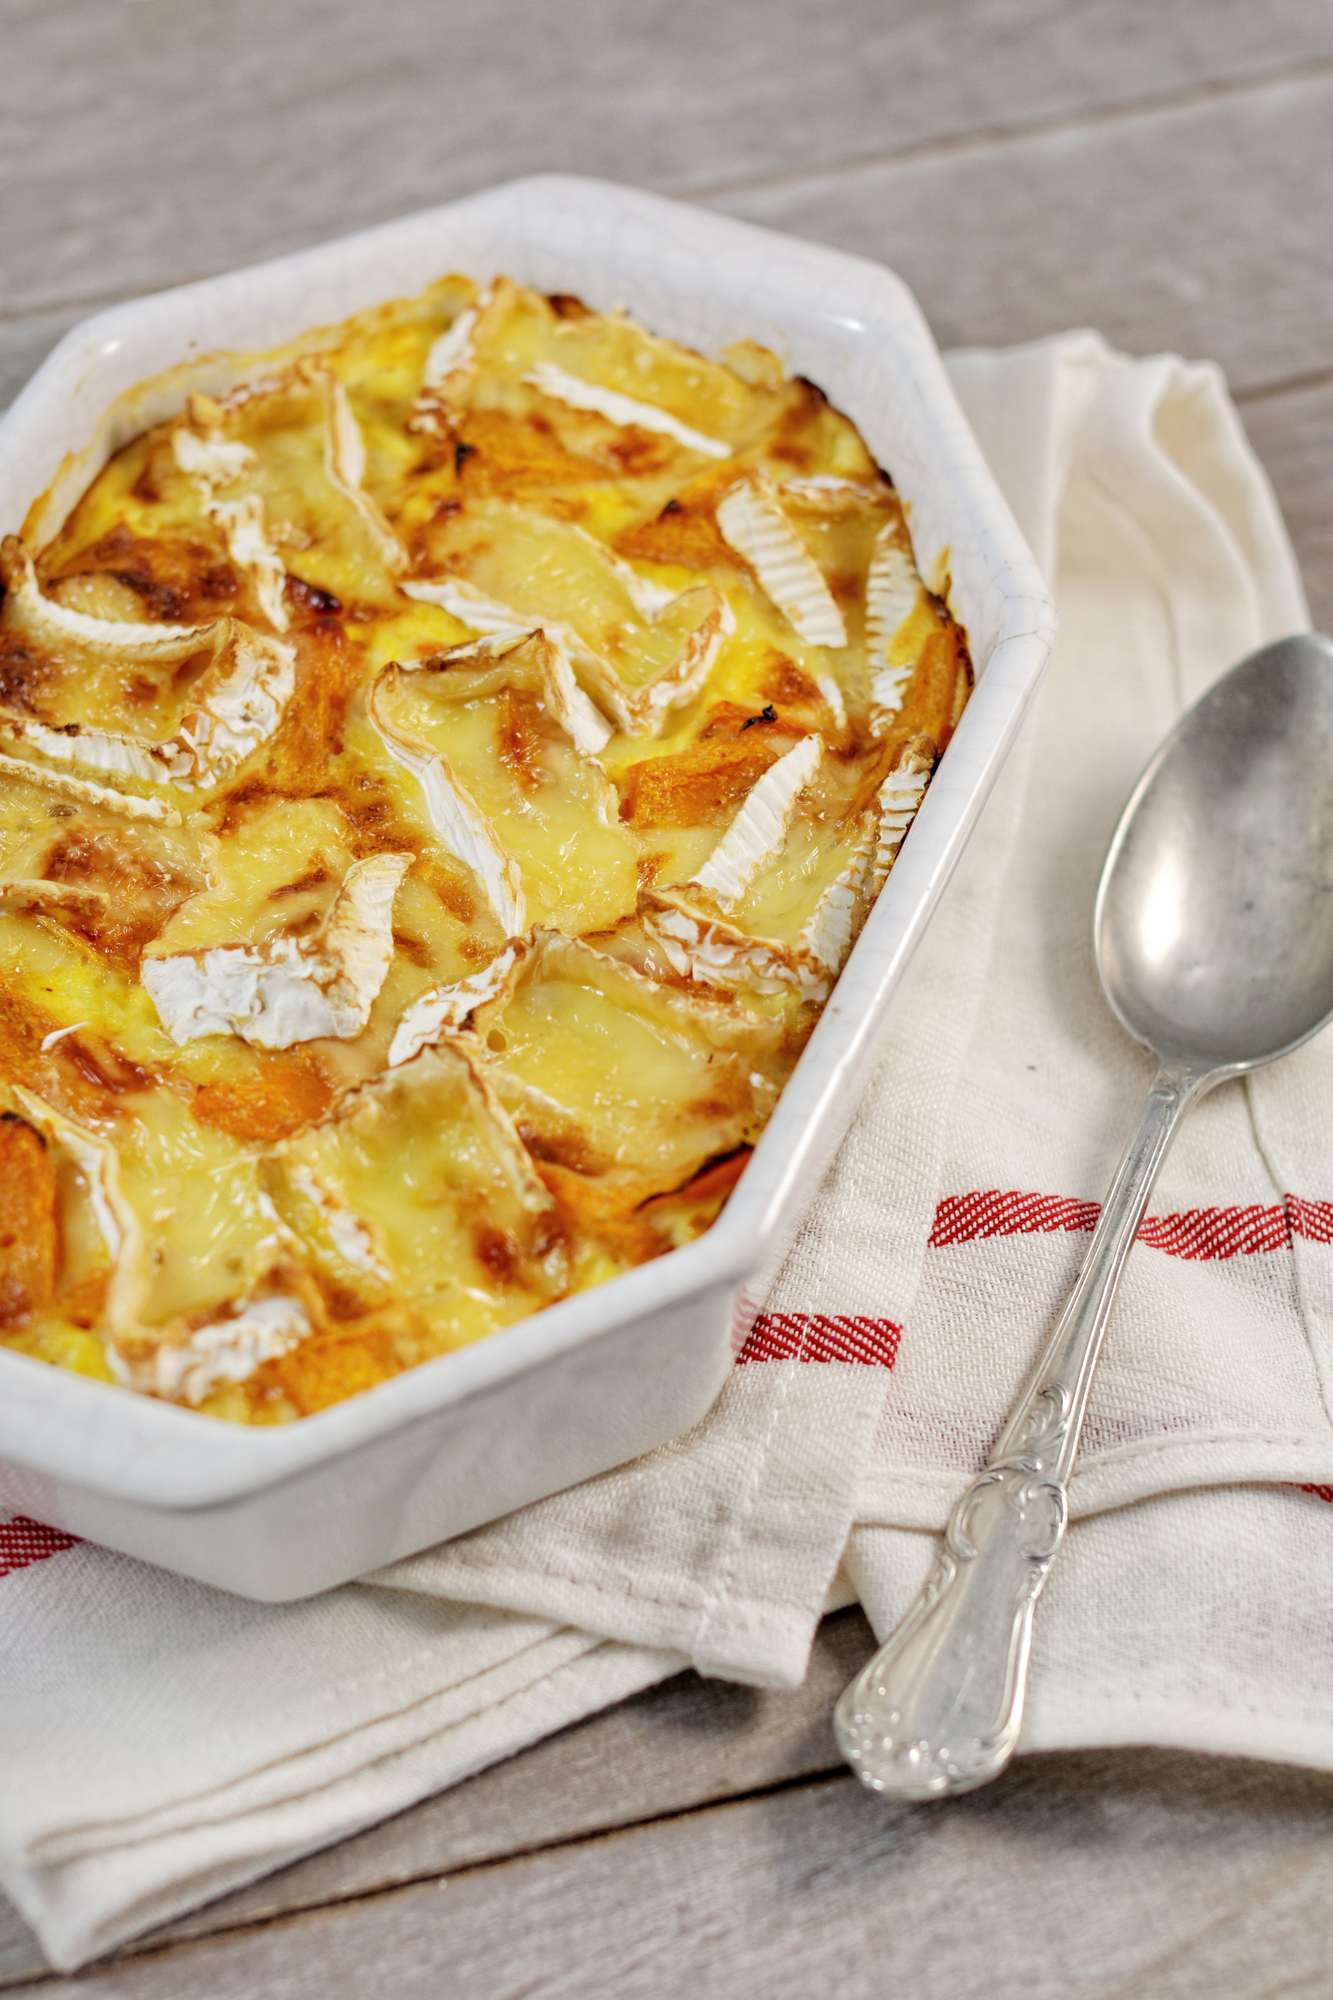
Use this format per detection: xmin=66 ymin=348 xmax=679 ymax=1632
xmin=0 ymin=175 xmax=1055 ymax=1599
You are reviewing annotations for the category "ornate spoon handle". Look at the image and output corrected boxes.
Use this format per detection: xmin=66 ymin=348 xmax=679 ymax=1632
xmin=834 ymin=1058 xmax=1210 ymax=1799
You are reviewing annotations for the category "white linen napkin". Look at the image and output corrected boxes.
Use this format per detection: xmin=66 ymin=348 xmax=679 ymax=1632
xmin=2 ymin=327 xmax=1329 ymax=1974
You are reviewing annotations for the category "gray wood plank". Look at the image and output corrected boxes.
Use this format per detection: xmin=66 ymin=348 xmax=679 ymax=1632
xmin=722 ymin=68 xmax=1333 ymax=396
xmin=148 ymin=1607 xmax=871 ymax=1950
xmin=0 ymin=1610 xmax=875 ymax=1988
xmin=18 ymin=1748 xmax=1333 ymax=1999
xmin=2 ymin=0 xmax=1333 ymax=325
xmin=1239 ymin=379 xmax=1333 ymax=634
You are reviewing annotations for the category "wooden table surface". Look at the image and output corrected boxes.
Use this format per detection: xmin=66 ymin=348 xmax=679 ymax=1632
xmin=5 ymin=4 xmax=1333 ymax=1992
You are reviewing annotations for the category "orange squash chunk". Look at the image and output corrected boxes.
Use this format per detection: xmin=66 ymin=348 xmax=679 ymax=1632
xmin=0 ymin=1114 xmax=58 ymax=1325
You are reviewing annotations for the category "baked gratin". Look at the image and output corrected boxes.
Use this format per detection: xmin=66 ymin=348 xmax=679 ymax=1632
xmin=0 ymin=276 xmax=970 ymax=1421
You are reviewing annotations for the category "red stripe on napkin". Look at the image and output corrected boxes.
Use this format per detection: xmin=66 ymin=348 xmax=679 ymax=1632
xmin=931 ymin=1191 xmax=1100 ymax=1244
xmin=1139 ymin=1204 xmax=1291 ymax=1259
xmin=737 ymin=1312 xmax=901 ymax=1367
xmin=0 ymin=1516 xmax=80 ymax=1577
xmin=1287 ymin=1197 xmax=1333 ymax=1243
xmin=931 ymin=1190 xmax=1333 ymax=1261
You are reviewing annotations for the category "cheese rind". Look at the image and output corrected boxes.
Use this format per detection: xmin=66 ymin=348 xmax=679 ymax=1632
xmin=142 ymin=851 xmax=412 ymax=1049
xmin=421 ymin=305 xmax=480 ymax=391
xmin=410 ymin=287 xmax=491 ymax=429
xmin=11 ymin=1090 xmax=311 ymax=1404
xmin=799 ymin=836 xmax=874 ymax=972
xmin=715 ymin=480 xmax=847 ymax=649
xmin=208 ymin=496 xmax=289 ymax=631
xmin=871 ymin=743 xmax=934 ymax=891
xmin=815 ymin=674 xmax=847 ymax=729
xmin=289 ymin=1164 xmax=392 ymax=1279
xmin=172 ymin=415 xmax=289 ymax=631
xmin=405 ymin=564 xmax=733 ymax=742
xmin=642 ymin=889 xmax=831 ymax=1002
xmin=626 ymin=592 xmax=736 ymax=736
xmin=402 ymin=575 xmax=532 ymax=639
xmin=171 ymin=426 xmax=255 ymax=488
xmin=388 ymin=942 xmax=524 ymax=1068
xmin=316 ymin=368 xmax=406 ymax=573
xmin=569 ymin=527 xmax=678 ymax=620
xmin=0 ymin=617 xmax=295 ymax=792
xmin=1 ymin=543 xmax=209 ymax=658
xmin=693 ymin=734 xmax=822 ymax=910
xmin=0 ymin=751 xmax=181 ymax=822
xmin=146 ymin=1296 xmax=311 ymax=1406
xmin=13 ymin=1090 xmax=149 ymax=1340
xmin=159 ymin=623 xmax=298 ymax=789
xmin=0 ymin=879 xmax=107 ymax=913
xmin=403 ymin=577 xmax=623 ymax=740
xmin=865 ymin=528 xmax=925 ymax=724
xmin=395 ymin=618 xmax=614 ymax=758
xmin=554 ymin=585 xmax=736 ymax=740
xmin=369 ymin=671 xmax=526 ymax=935
xmin=777 ymin=475 xmax=876 ymax=506
xmin=524 ymin=360 xmax=732 ymax=459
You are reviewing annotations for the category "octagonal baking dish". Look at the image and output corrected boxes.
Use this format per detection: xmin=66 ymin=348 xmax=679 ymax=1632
xmin=0 ymin=174 xmax=1054 ymax=1599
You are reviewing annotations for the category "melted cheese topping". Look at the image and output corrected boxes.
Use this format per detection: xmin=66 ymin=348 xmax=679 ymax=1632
xmin=0 ymin=273 xmax=970 ymax=1421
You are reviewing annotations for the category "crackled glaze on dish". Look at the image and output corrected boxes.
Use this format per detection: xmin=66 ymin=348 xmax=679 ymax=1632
xmin=0 ymin=273 xmax=969 ymax=1423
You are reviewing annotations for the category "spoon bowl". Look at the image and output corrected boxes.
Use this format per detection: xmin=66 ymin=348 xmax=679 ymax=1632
xmin=836 ymin=630 xmax=1333 ymax=1800
xmin=1097 ymin=633 xmax=1333 ymax=1069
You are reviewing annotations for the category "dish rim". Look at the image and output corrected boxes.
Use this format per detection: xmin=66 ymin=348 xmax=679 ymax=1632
xmin=0 ymin=173 xmax=1056 ymax=1511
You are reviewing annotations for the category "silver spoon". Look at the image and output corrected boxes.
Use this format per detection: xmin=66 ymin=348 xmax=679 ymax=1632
xmin=834 ymin=630 xmax=1333 ymax=1800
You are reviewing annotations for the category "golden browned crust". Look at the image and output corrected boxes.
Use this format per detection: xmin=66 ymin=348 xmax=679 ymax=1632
xmin=0 ymin=1114 xmax=57 ymax=1325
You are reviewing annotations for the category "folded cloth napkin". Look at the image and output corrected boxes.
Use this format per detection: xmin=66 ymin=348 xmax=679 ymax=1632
xmin=3 ymin=328 xmax=1330 ymax=1973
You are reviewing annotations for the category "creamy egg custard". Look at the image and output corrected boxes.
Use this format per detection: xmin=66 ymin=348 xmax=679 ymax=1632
xmin=0 ymin=276 xmax=970 ymax=1421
